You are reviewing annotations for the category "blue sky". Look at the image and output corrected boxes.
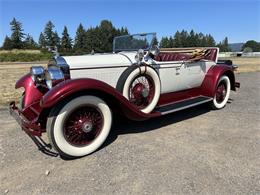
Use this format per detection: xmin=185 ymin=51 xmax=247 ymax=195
xmin=0 ymin=0 xmax=259 ymax=45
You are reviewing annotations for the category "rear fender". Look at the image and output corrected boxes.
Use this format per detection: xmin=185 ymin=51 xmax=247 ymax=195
xmin=41 ymin=78 xmax=160 ymax=121
xmin=201 ymin=64 xmax=236 ymax=97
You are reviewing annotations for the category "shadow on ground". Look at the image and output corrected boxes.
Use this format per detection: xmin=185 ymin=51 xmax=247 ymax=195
xmin=24 ymin=103 xmax=212 ymax=160
xmin=102 ymin=104 xmax=211 ymax=150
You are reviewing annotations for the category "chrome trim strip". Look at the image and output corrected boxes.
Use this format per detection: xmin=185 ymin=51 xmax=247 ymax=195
xmin=70 ymin=65 xmax=129 ymax=71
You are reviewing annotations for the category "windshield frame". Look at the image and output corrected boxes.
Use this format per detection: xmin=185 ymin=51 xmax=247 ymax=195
xmin=113 ymin=32 xmax=157 ymax=52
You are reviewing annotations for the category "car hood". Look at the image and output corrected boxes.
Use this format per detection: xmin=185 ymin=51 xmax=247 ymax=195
xmin=63 ymin=52 xmax=137 ymax=69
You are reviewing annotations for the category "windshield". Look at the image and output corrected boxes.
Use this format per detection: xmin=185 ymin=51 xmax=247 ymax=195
xmin=113 ymin=33 xmax=156 ymax=52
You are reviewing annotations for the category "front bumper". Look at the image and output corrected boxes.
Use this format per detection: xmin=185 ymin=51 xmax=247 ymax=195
xmin=9 ymin=101 xmax=42 ymax=136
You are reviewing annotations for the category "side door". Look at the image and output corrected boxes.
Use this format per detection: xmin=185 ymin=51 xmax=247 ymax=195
xmin=150 ymin=60 xmax=188 ymax=94
xmin=180 ymin=60 xmax=215 ymax=89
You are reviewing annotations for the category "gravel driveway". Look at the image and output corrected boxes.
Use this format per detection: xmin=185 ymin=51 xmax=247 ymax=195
xmin=0 ymin=72 xmax=259 ymax=195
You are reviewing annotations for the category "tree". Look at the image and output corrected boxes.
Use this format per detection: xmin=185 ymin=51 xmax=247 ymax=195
xmin=242 ymin=40 xmax=260 ymax=52
xmin=24 ymin=34 xmax=38 ymax=49
xmin=187 ymin=30 xmax=197 ymax=47
xmin=38 ymin=32 xmax=46 ymax=48
xmin=84 ymin=20 xmax=129 ymax=53
xmin=73 ymin=23 xmax=87 ymax=53
xmin=10 ymin=18 xmax=24 ymax=49
xmin=2 ymin=36 xmax=13 ymax=50
xmin=173 ymin=31 xmax=182 ymax=47
xmin=53 ymin=31 xmax=61 ymax=48
xmin=160 ymin=37 xmax=170 ymax=48
xmin=243 ymin=47 xmax=253 ymax=53
xmin=153 ymin=37 xmax=159 ymax=46
xmin=217 ymin=37 xmax=231 ymax=52
xmin=61 ymin=26 xmax=72 ymax=52
xmin=205 ymin=34 xmax=216 ymax=47
xmin=43 ymin=21 xmax=56 ymax=47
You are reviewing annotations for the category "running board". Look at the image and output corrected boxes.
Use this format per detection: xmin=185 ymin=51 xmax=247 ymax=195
xmin=155 ymin=96 xmax=212 ymax=115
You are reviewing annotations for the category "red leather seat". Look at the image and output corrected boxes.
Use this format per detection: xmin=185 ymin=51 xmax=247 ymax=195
xmin=155 ymin=52 xmax=191 ymax=62
xmin=154 ymin=48 xmax=218 ymax=62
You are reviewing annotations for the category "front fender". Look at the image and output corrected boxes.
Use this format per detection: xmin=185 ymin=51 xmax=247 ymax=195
xmin=15 ymin=73 xmax=44 ymax=108
xmin=201 ymin=64 xmax=236 ymax=97
xmin=41 ymin=78 xmax=160 ymax=121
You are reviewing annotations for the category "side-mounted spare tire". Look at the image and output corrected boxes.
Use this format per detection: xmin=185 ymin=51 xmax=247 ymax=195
xmin=116 ymin=65 xmax=161 ymax=113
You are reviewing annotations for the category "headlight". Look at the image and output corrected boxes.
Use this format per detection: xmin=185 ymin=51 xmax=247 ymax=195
xmin=30 ymin=66 xmax=45 ymax=84
xmin=45 ymin=68 xmax=64 ymax=89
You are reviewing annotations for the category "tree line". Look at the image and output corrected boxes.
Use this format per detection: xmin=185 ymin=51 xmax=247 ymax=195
xmin=160 ymin=30 xmax=231 ymax=52
xmin=2 ymin=18 xmax=260 ymax=53
xmin=2 ymin=18 xmax=129 ymax=54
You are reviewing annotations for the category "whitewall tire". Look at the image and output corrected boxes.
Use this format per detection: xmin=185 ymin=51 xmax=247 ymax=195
xmin=211 ymin=75 xmax=231 ymax=109
xmin=119 ymin=66 xmax=161 ymax=113
xmin=47 ymin=95 xmax=112 ymax=158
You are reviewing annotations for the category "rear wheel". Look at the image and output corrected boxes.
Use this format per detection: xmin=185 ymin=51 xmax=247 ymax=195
xmin=47 ymin=95 xmax=112 ymax=158
xmin=210 ymin=75 xmax=231 ymax=109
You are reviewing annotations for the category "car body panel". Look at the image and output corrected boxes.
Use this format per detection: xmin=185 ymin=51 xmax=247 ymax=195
xmin=41 ymin=78 xmax=161 ymax=121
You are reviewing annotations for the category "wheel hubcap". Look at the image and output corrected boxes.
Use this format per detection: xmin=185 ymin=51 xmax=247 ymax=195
xmin=82 ymin=121 xmax=93 ymax=133
xmin=63 ymin=106 xmax=103 ymax=147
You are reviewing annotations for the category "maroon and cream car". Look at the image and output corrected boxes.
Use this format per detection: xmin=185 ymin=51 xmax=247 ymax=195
xmin=10 ymin=33 xmax=240 ymax=158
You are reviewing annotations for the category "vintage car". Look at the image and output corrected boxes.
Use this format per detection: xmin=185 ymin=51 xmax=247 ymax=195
xmin=10 ymin=33 xmax=240 ymax=158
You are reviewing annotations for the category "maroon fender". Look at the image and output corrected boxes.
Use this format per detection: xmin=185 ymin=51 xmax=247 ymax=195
xmin=41 ymin=78 xmax=160 ymax=121
xmin=200 ymin=64 xmax=236 ymax=97
xmin=15 ymin=74 xmax=44 ymax=108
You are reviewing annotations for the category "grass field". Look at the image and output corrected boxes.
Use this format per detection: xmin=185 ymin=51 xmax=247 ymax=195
xmin=0 ymin=49 xmax=52 ymax=62
xmin=0 ymin=57 xmax=259 ymax=106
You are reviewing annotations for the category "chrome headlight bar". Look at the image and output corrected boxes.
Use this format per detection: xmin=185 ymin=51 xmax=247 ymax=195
xmin=30 ymin=65 xmax=65 ymax=89
xmin=30 ymin=66 xmax=45 ymax=84
xmin=45 ymin=67 xmax=65 ymax=89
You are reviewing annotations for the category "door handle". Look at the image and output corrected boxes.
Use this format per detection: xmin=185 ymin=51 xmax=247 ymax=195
xmin=176 ymin=67 xmax=180 ymax=75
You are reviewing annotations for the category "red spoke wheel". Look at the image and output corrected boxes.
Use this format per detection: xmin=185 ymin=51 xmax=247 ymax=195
xmin=47 ymin=96 xmax=112 ymax=158
xmin=63 ymin=106 xmax=104 ymax=147
xmin=215 ymin=82 xmax=227 ymax=104
xmin=128 ymin=75 xmax=155 ymax=109
xmin=210 ymin=75 xmax=231 ymax=110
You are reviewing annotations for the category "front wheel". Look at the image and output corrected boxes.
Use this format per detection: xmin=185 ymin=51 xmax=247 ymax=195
xmin=210 ymin=75 xmax=231 ymax=109
xmin=47 ymin=95 xmax=112 ymax=158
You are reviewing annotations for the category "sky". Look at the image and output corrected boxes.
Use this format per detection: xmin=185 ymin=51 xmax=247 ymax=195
xmin=0 ymin=0 xmax=259 ymax=45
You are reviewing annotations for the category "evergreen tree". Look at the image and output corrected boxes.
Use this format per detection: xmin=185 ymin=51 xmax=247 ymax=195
xmin=180 ymin=30 xmax=189 ymax=47
xmin=173 ymin=31 xmax=182 ymax=47
xmin=188 ymin=30 xmax=197 ymax=47
xmin=2 ymin=36 xmax=13 ymax=50
xmin=38 ymin=32 xmax=46 ymax=48
xmin=168 ymin=36 xmax=174 ymax=48
xmin=160 ymin=37 xmax=170 ymax=48
xmin=74 ymin=23 xmax=87 ymax=53
xmin=53 ymin=31 xmax=61 ymax=48
xmin=153 ymin=37 xmax=159 ymax=46
xmin=43 ymin=21 xmax=55 ymax=47
xmin=99 ymin=20 xmax=115 ymax=52
xmin=217 ymin=37 xmax=230 ymax=52
xmin=24 ymin=34 xmax=38 ymax=49
xmin=84 ymin=20 xmax=129 ymax=53
xmin=61 ymin=26 xmax=72 ymax=52
xmin=205 ymin=34 xmax=216 ymax=46
xmin=10 ymin=18 xmax=24 ymax=49
xmin=120 ymin=27 xmax=129 ymax=35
